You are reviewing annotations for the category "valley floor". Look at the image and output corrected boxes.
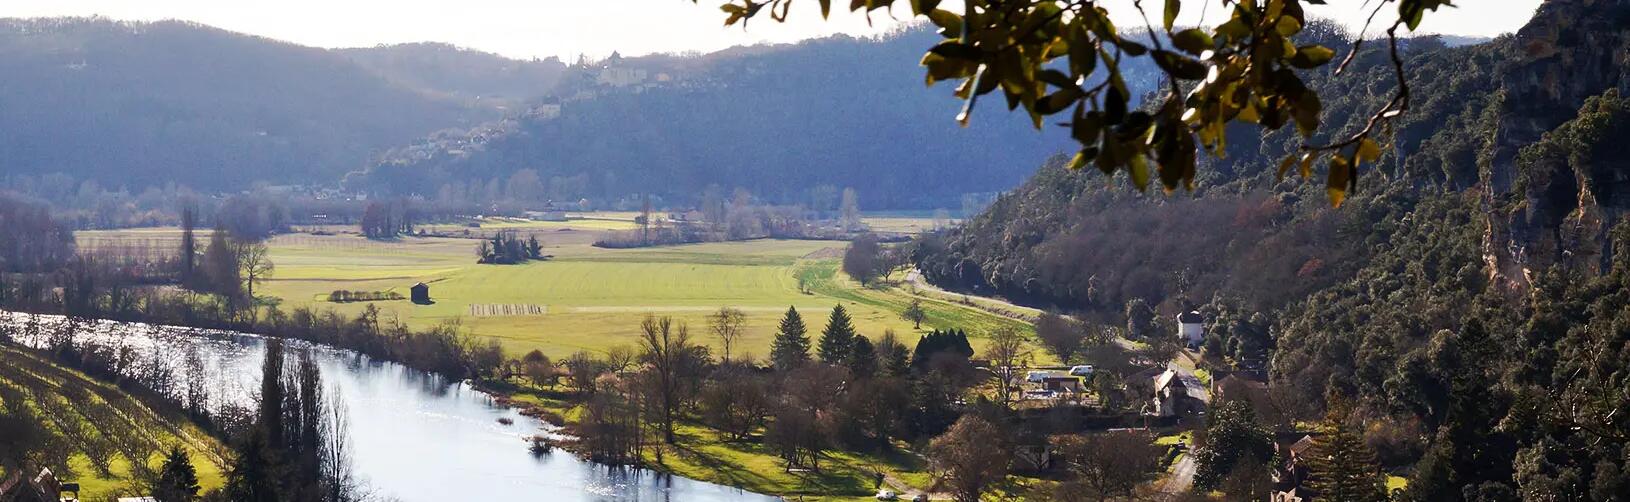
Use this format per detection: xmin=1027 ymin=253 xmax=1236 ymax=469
xmin=77 ymin=218 xmax=1038 ymax=363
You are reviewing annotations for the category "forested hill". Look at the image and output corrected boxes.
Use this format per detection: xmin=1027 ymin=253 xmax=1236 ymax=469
xmin=917 ymin=0 xmax=1630 ymax=314
xmin=914 ymin=28 xmax=1506 ymax=314
xmin=0 ymin=18 xmax=559 ymax=190
xmin=344 ymin=27 xmax=1161 ymax=209
xmin=335 ymin=42 xmax=567 ymax=111
xmin=919 ymin=1 xmax=1630 ymax=498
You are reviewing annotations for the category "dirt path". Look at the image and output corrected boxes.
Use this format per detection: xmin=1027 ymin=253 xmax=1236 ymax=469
xmin=901 ymin=269 xmax=1040 ymax=323
xmin=1158 ymin=453 xmax=1198 ymax=495
xmin=879 ymin=471 xmax=950 ymax=501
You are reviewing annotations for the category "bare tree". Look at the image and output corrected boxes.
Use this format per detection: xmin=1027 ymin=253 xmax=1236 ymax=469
xmin=709 ymin=306 xmax=746 ymax=363
xmin=1052 ymin=431 xmax=1163 ymax=501
xmin=637 ymin=316 xmax=703 ymax=444
xmin=235 ymin=239 xmax=274 ymax=300
xmin=926 ymin=414 xmax=1012 ymax=502
xmin=1034 ymin=312 xmax=1085 ymax=364
xmin=985 ymin=327 xmax=1030 ymax=407
xmin=839 ymin=187 xmax=862 ymax=231
xmin=901 ymin=298 xmax=927 ymax=329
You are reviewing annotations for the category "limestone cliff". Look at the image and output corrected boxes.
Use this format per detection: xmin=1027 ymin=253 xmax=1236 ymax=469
xmin=1481 ymin=0 xmax=1630 ymax=289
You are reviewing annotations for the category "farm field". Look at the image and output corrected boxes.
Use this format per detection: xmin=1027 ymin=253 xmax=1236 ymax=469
xmin=0 ymin=346 xmax=226 ymax=499
xmin=251 ymin=232 xmax=1039 ymax=362
xmin=74 ymin=214 xmax=1040 ymax=362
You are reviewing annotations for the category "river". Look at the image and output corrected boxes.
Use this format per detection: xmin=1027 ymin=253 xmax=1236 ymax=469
xmin=3 ymin=312 xmax=777 ymax=502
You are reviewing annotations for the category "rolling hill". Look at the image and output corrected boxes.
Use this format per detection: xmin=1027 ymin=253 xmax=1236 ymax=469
xmin=0 ymin=18 xmax=562 ymax=191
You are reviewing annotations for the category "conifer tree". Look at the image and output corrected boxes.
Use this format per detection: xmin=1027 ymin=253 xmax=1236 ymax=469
xmin=153 ymin=447 xmax=201 ymax=502
xmin=770 ymin=306 xmax=810 ymax=371
xmin=1306 ymin=414 xmax=1389 ymax=502
xmin=817 ymin=305 xmax=856 ymax=364
xmin=847 ymin=334 xmax=877 ymax=377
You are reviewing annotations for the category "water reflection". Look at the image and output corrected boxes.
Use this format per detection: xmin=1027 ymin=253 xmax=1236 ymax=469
xmin=3 ymin=312 xmax=777 ymax=502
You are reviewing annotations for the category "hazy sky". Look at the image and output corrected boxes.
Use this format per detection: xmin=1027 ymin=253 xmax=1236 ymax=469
xmin=1 ymin=0 xmax=1541 ymax=61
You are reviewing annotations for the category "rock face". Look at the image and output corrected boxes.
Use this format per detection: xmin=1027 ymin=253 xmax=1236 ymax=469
xmin=1482 ymin=0 xmax=1630 ymax=289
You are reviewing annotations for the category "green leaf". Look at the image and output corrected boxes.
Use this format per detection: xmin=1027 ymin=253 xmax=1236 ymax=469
xmin=1128 ymin=154 xmax=1151 ymax=190
xmin=1105 ymin=86 xmax=1127 ymax=125
xmin=1118 ymin=39 xmax=1148 ymax=57
xmin=1171 ymin=29 xmax=1214 ymax=55
xmin=1067 ymin=149 xmax=1096 ymax=170
xmin=927 ymin=9 xmax=962 ymax=37
xmin=1163 ymin=0 xmax=1181 ymax=30
xmin=929 ymin=41 xmax=981 ymax=60
xmin=1153 ymin=50 xmax=1208 ymax=80
xmin=1289 ymin=45 xmax=1337 ymax=68
xmin=1275 ymin=16 xmax=1303 ymax=37
xmin=1294 ymin=92 xmax=1322 ymax=137
xmin=908 ymin=0 xmax=939 ymax=16
xmin=1327 ymin=156 xmax=1351 ymax=207
xmin=1036 ymin=88 xmax=1085 ymax=115
xmin=1038 ymin=69 xmax=1074 ymax=89
xmin=1357 ymin=138 xmax=1383 ymax=164
xmin=1068 ymin=30 xmax=1098 ymax=76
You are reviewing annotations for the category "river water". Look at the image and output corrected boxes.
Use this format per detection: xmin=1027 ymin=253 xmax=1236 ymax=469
xmin=2 ymin=312 xmax=777 ymax=502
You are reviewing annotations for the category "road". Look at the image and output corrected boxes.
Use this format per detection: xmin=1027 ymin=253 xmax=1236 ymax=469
xmin=1158 ymin=452 xmax=1198 ymax=495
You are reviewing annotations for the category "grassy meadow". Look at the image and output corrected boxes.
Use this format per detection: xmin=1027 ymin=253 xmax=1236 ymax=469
xmin=78 ymin=214 xmax=1043 ymax=363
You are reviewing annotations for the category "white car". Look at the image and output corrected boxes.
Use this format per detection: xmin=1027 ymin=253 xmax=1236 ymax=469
xmin=875 ymin=489 xmax=899 ymax=500
xmin=1069 ymin=365 xmax=1095 ymax=376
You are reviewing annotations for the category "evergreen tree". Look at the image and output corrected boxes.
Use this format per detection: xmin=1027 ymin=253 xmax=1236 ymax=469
xmin=1305 ymin=417 xmax=1389 ymax=502
xmin=817 ymin=305 xmax=856 ymax=364
xmin=848 ymin=334 xmax=878 ymax=377
xmin=1194 ymin=400 xmax=1274 ymax=490
xmin=225 ymin=431 xmax=276 ymax=502
xmin=770 ymin=306 xmax=811 ymax=371
xmin=153 ymin=447 xmax=201 ymax=502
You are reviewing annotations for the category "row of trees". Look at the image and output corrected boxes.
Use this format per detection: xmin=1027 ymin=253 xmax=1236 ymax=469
xmin=475 ymin=232 xmax=545 ymax=264
xmin=539 ymin=306 xmax=1178 ymax=501
xmin=358 ymin=200 xmax=415 ymax=239
xmin=222 ymin=338 xmax=361 ymax=502
xmin=179 ymin=220 xmax=273 ymax=302
xmin=9 ymin=316 xmax=364 ymax=501
xmin=0 ymin=192 xmax=76 ymax=272
xmin=842 ymin=233 xmax=909 ymax=286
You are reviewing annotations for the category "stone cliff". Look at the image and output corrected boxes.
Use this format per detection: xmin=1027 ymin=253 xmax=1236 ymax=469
xmin=1481 ymin=0 xmax=1630 ymax=289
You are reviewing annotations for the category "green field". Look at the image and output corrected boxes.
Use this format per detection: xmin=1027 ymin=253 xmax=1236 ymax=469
xmin=249 ymin=230 xmax=1040 ymax=362
xmin=0 ymin=346 xmax=226 ymax=499
xmin=77 ymin=216 xmax=1041 ymax=363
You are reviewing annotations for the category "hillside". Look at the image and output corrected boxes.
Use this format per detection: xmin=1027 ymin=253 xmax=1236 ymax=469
xmin=344 ymin=27 xmax=1164 ymax=210
xmin=337 ymin=42 xmax=567 ymax=111
xmin=915 ymin=29 xmax=1507 ymax=313
xmin=916 ymin=0 xmax=1630 ymax=497
xmin=0 ymin=345 xmax=225 ymax=499
xmin=0 ymin=18 xmax=539 ymax=190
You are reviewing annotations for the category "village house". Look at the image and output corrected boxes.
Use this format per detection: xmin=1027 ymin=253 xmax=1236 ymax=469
xmin=1271 ymin=433 xmax=1322 ymax=502
xmin=1150 ymin=369 xmax=1207 ymax=417
xmin=0 ymin=467 xmax=73 ymax=502
xmin=1177 ymin=310 xmax=1205 ymax=348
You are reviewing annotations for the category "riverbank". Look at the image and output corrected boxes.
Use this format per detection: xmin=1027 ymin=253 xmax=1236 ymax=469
xmin=477 ymin=378 xmax=948 ymax=501
xmin=0 ymin=344 xmax=228 ymax=499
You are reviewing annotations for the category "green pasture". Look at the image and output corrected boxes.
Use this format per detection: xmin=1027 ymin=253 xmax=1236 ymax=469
xmin=256 ymin=232 xmax=1043 ymax=363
